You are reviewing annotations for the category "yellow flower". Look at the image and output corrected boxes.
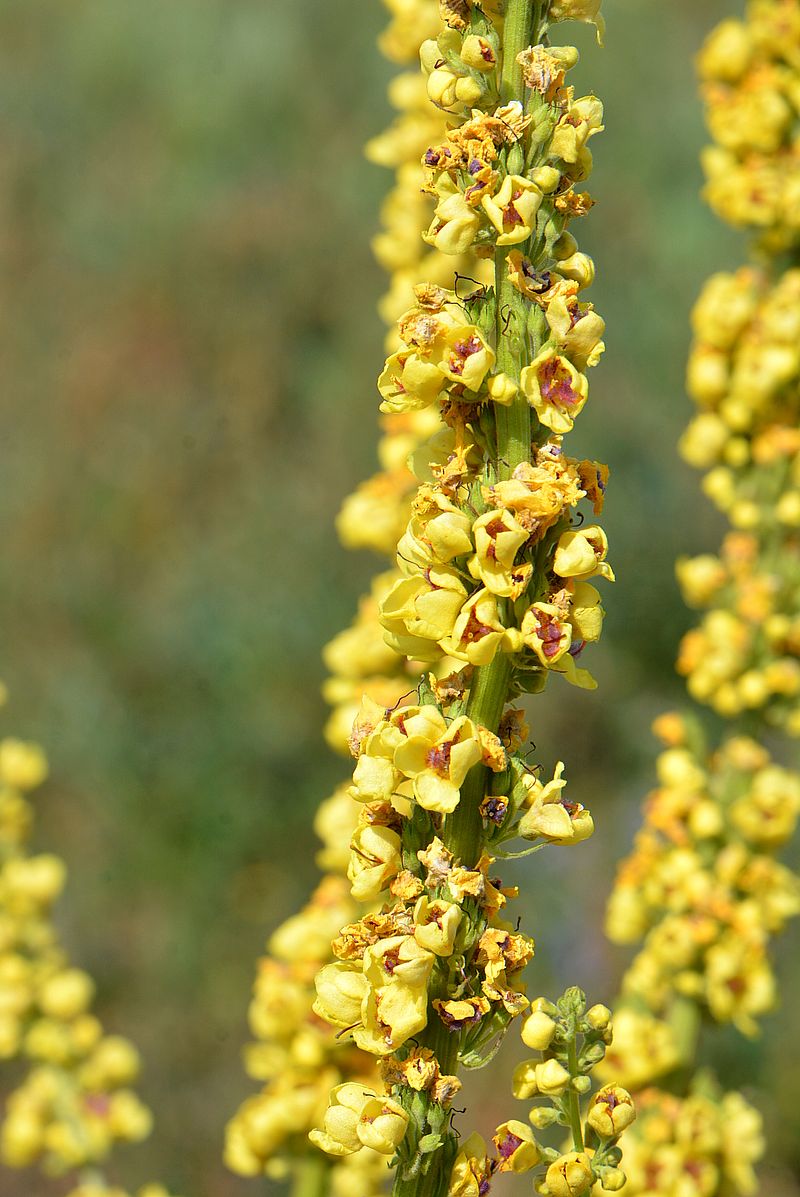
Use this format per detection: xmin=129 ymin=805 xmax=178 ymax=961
xmin=586 ymin=1085 xmax=636 ymax=1139
xmin=521 ymin=602 xmax=572 ymax=666
xmin=704 ymin=932 xmax=775 ymax=1035
xmin=398 ymin=488 xmax=473 ymax=570
xmin=308 ymin=1083 xmax=371 ymax=1157
xmin=550 ymin=96 xmax=604 ymax=165
xmin=520 ymin=349 xmax=589 ymax=434
xmin=447 ymin=1133 xmax=491 ymax=1197
xmin=313 ymin=962 xmax=368 ymax=1029
xmin=481 ymin=175 xmax=542 ymax=246
xmin=443 ymin=589 xmax=521 ymax=666
xmin=378 ymin=348 xmax=445 ymax=413
xmin=691 ymin=270 xmax=759 ymax=350
xmin=545 ymin=1151 xmax=595 ymax=1197
xmin=393 ymin=711 xmax=482 ymax=814
xmin=553 ymin=525 xmax=614 ymax=582
xmin=730 ymin=764 xmax=800 ymax=847
xmin=492 ymin=1120 xmax=541 ymax=1173
xmin=424 ymin=178 xmax=482 ymax=255
xmin=354 ymin=936 xmax=435 ymax=1054
xmin=519 ymin=761 xmax=593 ymax=845
xmin=350 ymin=719 xmax=405 ymax=805
xmin=355 ymin=1093 xmax=409 ymax=1154
xmin=543 ymin=283 xmax=606 ymax=370
xmin=468 ymin=509 xmax=530 ymax=596
xmin=434 ymin=995 xmax=491 ymax=1031
xmin=413 ymin=896 xmax=463 ymax=956
xmin=348 ymin=824 xmax=402 ymax=901
xmin=380 ymin=566 xmax=467 ymax=660
xmin=436 ymin=324 xmax=496 ymax=392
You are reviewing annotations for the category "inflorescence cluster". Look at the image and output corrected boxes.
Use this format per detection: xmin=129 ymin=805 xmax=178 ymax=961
xmin=601 ymin=3 xmax=800 ymax=1193
xmin=0 ymin=694 xmax=178 ymax=1197
xmin=227 ymin=3 xmax=637 ymax=1197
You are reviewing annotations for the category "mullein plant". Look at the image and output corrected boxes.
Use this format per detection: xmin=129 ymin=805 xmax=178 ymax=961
xmin=228 ymin=1 xmax=634 ymax=1196
xmin=600 ymin=2 xmax=800 ymax=1193
xmin=260 ymin=1 xmax=643 ymax=1196
xmin=0 ymin=694 xmax=178 ymax=1197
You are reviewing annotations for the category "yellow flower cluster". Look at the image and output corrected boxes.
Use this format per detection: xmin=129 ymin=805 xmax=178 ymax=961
xmin=602 ymin=5 xmax=800 ymax=1192
xmin=0 ymin=721 xmax=176 ymax=1196
xmin=467 ymin=988 xmax=637 ymax=1197
xmin=223 ymin=870 xmax=390 ymax=1192
xmin=699 ymin=0 xmax=800 ymax=253
xmin=305 ymin=2 xmax=633 ymax=1194
xmin=679 ymin=266 xmax=800 ymax=732
xmin=234 ymin=2 xmax=627 ymax=1195
xmin=616 ymin=1087 xmax=763 ymax=1197
xmin=607 ymin=719 xmax=800 ymax=1039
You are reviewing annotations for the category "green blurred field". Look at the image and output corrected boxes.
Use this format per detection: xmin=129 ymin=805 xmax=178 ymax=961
xmin=0 ymin=0 xmax=797 ymax=1192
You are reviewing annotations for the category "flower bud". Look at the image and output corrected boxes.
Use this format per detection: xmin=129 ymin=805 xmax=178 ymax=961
xmin=0 ymin=740 xmax=48 ymax=790
xmin=521 ymin=1009 xmax=557 ymax=1051
xmin=39 ymin=969 xmax=95 ymax=1021
xmin=454 ymin=75 xmax=484 ymax=106
xmin=313 ymin=962 xmax=368 ymax=1028
xmin=529 ymin=1106 xmax=559 ymax=1130
xmin=461 ymin=35 xmax=497 ymax=72
xmin=557 ymin=252 xmax=595 ymax=289
xmin=531 ymin=166 xmax=561 ymax=193
xmin=585 ymin=1003 xmax=611 ymax=1031
xmin=553 ymin=231 xmax=578 ymax=259
xmin=534 ymin=1058 xmax=571 ymax=1096
xmin=598 ymin=1168 xmax=627 ymax=1191
xmin=580 ymin=1042 xmax=606 ymax=1067
xmin=487 ymin=372 xmax=518 ymax=405
xmin=427 ymin=68 xmax=459 ymax=108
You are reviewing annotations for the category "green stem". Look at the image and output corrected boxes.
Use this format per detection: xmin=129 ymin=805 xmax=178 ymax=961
xmin=495 ymin=253 xmax=531 ymax=476
xmin=500 ymin=0 xmax=538 ymax=103
xmin=392 ymin=6 xmax=545 ymax=1197
xmin=290 ymin=1155 xmax=331 ymax=1197
xmin=448 ymin=652 xmax=513 ymax=867
xmin=566 ymin=1035 xmax=584 ymax=1152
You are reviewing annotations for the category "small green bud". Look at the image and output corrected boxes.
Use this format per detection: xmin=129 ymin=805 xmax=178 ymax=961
xmin=551 ymin=45 xmax=581 ymax=70
xmin=529 ymin=1106 xmax=560 ymax=1130
xmin=571 ymin=1074 xmax=591 ymax=1094
xmin=558 ymin=987 xmax=586 ymax=1017
xmin=580 ymin=1042 xmax=606 ymax=1067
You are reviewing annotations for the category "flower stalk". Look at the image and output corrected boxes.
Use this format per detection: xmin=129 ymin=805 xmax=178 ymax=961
xmin=305 ymin=1 xmax=635 ymax=1196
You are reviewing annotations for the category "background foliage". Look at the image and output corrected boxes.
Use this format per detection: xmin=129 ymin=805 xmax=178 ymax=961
xmin=0 ymin=0 xmax=796 ymax=1192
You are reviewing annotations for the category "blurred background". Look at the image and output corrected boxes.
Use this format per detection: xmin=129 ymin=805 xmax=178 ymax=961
xmin=0 ymin=0 xmax=797 ymax=1192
